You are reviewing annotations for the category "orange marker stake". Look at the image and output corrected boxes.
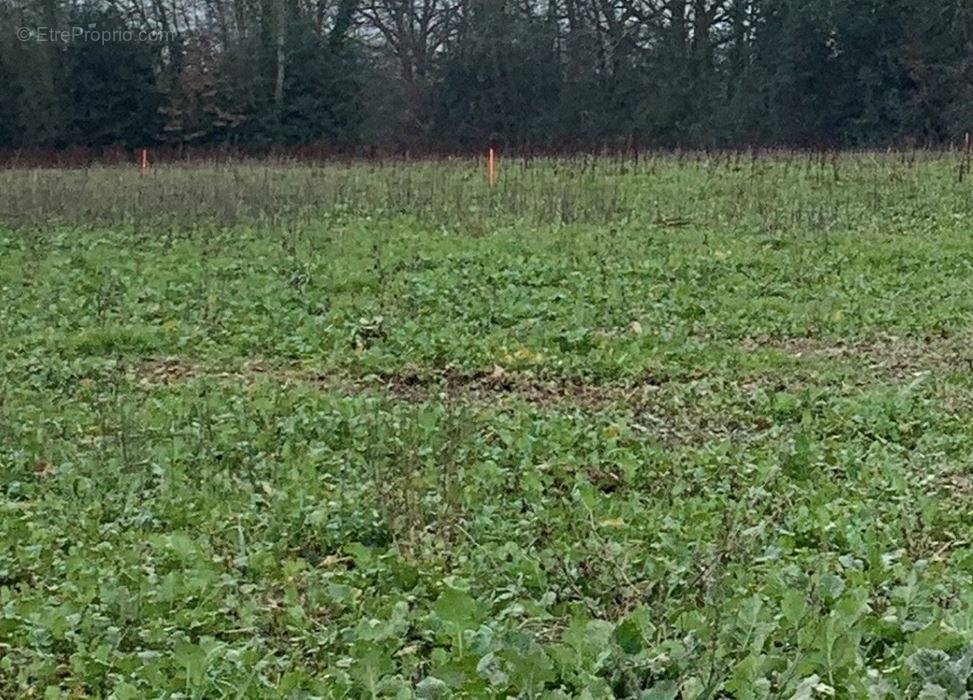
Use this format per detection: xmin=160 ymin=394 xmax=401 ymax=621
xmin=487 ymin=147 xmax=495 ymax=188
xmin=140 ymin=148 xmax=148 ymax=173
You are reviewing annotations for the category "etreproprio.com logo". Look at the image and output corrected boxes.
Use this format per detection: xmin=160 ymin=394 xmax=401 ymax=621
xmin=17 ymin=26 xmax=174 ymax=44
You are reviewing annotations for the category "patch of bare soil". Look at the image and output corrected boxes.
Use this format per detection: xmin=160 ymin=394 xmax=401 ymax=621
xmin=135 ymin=357 xmax=668 ymax=408
xmin=309 ymin=366 xmax=766 ymax=446
xmin=941 ymin=472 xmax=973 ymax=496
xmin=744 ymin=333 xmax=973 ymax=380
xmin=135 ymin=357 xmax=284 ymax=387
xmin=339 ymin=365 xmax=665 ymax=408
xmin=133 ymin=358 xmax=768 ymax=446
xmin=136 ymin=357 xmax=197 ymax=385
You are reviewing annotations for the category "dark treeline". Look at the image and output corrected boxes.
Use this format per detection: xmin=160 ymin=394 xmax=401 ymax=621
xmin=1 ymin=0 xmax=972 ymax=153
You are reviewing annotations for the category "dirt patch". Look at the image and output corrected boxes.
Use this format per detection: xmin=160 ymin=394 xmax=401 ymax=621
xmin=744 ymin=333 xmax=973 ymax=380
xmin=308 ymin=366 xmax=767 ymax=446
xmin=134 ymin=357 xmax=667 ymax=408
xmin=135 ymin=357 xmax=285 ymax=387
xmin=941 ymin=472 xmax=973 ymax=496
xmin=332 ymin=365 xmax=665 ymax=408
xmin=132 ymin=358 xmax=771 ymax=446
xmin=136 ymin=357 xmax=197 ymax=385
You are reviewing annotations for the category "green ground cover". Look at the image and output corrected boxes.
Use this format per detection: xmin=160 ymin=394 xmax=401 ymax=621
xmin=4 ymin=154 xmax=973 ymax=697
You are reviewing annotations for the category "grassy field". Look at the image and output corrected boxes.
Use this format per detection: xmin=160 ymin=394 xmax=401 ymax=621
xmin=4 ymin=153 xmax=973 ymax=697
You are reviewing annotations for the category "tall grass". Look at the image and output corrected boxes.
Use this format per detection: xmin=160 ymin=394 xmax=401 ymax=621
xmin=1 ymin=150 xmax=970 ymax=232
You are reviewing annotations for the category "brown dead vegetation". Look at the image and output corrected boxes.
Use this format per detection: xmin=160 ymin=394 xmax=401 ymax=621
xmin=324 ymin=364 xmax=663 ymax=408
xmin=132 ymin=358 xmax=773 ymax=447
xmin=745 ymin=333 xmax=973 ymax=380
xmin=135 ymin=357 xmax=197 ymax=385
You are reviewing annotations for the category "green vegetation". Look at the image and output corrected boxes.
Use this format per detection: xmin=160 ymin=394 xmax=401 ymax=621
xmin=5 ymin=154 xmax=973 ymax=697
